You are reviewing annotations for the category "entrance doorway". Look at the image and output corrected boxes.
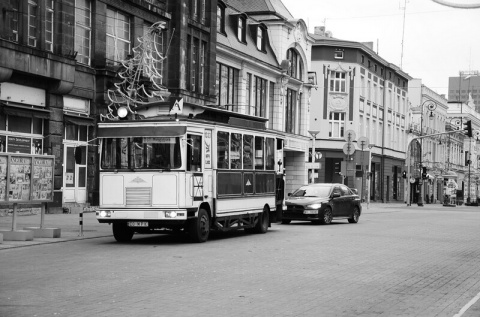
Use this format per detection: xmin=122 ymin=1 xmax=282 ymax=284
xmin=63 ymin=145 xmax=87 ymax=203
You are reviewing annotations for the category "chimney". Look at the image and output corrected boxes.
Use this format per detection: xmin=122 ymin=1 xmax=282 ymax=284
xmin=314 ymin=26 xmax=325 ymax=36
xmin=325 ymin=31 xmax=332 ymax=38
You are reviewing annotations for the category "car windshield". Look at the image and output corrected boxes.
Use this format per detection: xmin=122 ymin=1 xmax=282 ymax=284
xmin=291 ymin=186 xmax=331 ymax=197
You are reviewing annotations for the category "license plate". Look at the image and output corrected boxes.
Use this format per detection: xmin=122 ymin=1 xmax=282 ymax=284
xmin=127 ymin=221 xmax=148 ymax=227
xmin=303 ymin=210 xmax=318 ymax=215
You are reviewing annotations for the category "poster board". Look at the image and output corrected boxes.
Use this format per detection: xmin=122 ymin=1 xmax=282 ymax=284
xmin=0 ymin=154 xmax=54 ymax=204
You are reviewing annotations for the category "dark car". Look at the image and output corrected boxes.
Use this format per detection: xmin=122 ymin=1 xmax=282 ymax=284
xmin=281 ymin=183 xmax=362 ymax=225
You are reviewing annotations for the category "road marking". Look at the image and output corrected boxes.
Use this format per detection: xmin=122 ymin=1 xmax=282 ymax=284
xmin=454 ymin=291 xmax=480 ymax=317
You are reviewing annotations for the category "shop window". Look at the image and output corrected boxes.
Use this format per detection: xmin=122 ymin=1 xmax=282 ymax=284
xmin=9 ymin=116 xmax=31 ymax=134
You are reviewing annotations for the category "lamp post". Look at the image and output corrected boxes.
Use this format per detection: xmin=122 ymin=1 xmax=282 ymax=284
xmin=308 ymin=130 xmax=320 ymax=184
xmin=366 ymin=144 xmax=374 ymax=208
xmin=417 ymin=100 xmax=437 ymax=206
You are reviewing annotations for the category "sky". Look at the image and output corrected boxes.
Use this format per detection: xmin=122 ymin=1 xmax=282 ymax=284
xmin=280 ymin=0 xmax=480 ymax=97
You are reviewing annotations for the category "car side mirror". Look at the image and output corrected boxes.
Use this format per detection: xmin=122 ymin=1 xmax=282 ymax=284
xmin=332 ymin=192 xmax=341 ymax=198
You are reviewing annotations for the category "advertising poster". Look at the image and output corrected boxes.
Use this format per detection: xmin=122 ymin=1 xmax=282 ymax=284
xmin=0 ymin=156 xmax=6 ymax=201
xmin=32 ymin=157 xmax=53 ymax=201
xmin=9 ymin=156 xmax=32 ymax=201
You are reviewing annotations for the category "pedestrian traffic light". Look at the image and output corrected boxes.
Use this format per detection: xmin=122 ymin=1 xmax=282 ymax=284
xmin=402 ymin=171 xmax=407 ymax=179
xmin=421 ymin=166 xmax=427 ymax=180
xmin=334 ymin=161 xmax=340 ymax=173
xmin=464 ymin=120 xmax=473 ymax=137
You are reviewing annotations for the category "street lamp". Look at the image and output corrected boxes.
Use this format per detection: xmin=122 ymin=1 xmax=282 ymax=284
xmin=417 ymin=100 xmax=437 ymax=206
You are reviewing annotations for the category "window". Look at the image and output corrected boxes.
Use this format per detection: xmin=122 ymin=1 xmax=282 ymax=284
xmin=361 ymin=55 xmax=365 ymax=64
xmin=268 ymin=82 xmax=275 ymax=129
xmin=143 ymin=23 xmax=164 ymax=85
xmin=75 ymin=0 xmax=92 ymax=65
xmin=65 ymin=122 xmax=88 ymax=142
xmin=243 ymin=135 xmax=253 ymax=169
xmin=106 ymin=8 xmax=131 ymax=65
xmin=334 ymin=50 xmax=344 ymax=59
xmin=187 ymin=36 xmax=207 ymax=94
xmin=255 ymin=136 xmax=264 ymax=170
xmin=253 ymin=76 xmax=268 ymax=117
xmin=189 ymin=0 xmax=205 ymax=23
xmin=6 ymin=0 xmax=19 ymax=42
xmin=330 ymin=72 xmax=346 ymax=93
xmin=187 ymin=134 xmax=202 ymax=172
xmin=45 ymin=0 xmax=54 ymax=52
xmin=216 ymin=63 xmax=238 ymax=108
xmin=230 ymin=133 xmax=242 ymax=169
xmin=256 ymin=27 xmax=264 ymax=51
xmin=217 ymin=4 xmax=225 ymax=33
xmin=28 ymin=0 xmax=38 ymax=47
xmin=237 ymin=17 xmax=246 ymax=42
xmin=287 ymin=48 xmax=303 ymax=80
xmin=0 ymin=114 xmax=44 ymax=154
xmin=285 ymin=88 xmax=297 ymax=134
xmin=329 ymin=112 xmax=345 ymax=138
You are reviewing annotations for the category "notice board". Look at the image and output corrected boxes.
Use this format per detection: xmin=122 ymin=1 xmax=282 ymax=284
xmin=0 ymin=154 xmax=54 ymax=204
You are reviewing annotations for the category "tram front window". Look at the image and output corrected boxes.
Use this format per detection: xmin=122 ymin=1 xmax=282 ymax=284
xmin=101 ymin=137 xmax=182 ymax=170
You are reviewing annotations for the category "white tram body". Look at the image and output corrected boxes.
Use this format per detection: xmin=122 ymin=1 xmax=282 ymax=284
xmin=97 ymin=108 xmax=284 ymax=242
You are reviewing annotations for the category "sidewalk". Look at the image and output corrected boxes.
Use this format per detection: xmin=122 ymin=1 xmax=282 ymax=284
xmin=0 ymin=211 xmax=112 ymax=250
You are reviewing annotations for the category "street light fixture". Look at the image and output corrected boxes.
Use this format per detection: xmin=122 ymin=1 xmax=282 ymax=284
xmin=417 ymin=100 xmax=437 ymax=206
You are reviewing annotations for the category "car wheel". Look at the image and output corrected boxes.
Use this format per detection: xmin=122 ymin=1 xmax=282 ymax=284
xmin=281 ymin=219 xmax=291 ymax=224
xmin=188 ymin=208 xmax=210 ymax=243
xmin=320 ymin=207 xmax=333 ymax=224
xmin=253 ymin=206 xmax=269 ymax=234
xmin=348 ymin=206 xmax=360 ymax=223
xmin=112 ymin=222 xmax=134 ymax=242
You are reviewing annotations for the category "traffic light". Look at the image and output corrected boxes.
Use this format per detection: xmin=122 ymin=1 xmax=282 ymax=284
xmin=464 ymin=120 xmax=473 ymax=137
xmin=334 ymin=161 xmax=340 ymax=173
xmin=421 ymin=167 xmax=427 ymax=180
xmin=402 ymin=171 xmax=407 ymax=179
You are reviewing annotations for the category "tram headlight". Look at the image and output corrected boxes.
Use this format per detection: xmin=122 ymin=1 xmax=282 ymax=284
xmin=165 ymin=211 xmax=177 ymax=218
xmin=99 ymin=210 xmax=112 ymax=218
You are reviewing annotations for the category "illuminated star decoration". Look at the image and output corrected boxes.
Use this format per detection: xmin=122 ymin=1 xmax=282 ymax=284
xmin=101 ymin=21 xmax=169 ymax=121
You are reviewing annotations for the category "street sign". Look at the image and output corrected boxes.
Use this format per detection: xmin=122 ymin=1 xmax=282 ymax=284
xmin=305 ymin=162 xmax=321 ymax=169
xmin=315 ymin=152 xmax=322 ymax=160
xmin=344 ymin=130 xmax=356 ymax=142
xmin=357 ymin=136 xmax=370 ymax=149
xmin=343 ymin=142 xmax=355 ymax=155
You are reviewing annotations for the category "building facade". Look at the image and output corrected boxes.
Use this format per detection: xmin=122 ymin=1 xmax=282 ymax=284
xmin=309 ymin=27 xmax=412 ymax=203
xmin=448 ymin=72 xmax=480 ymax=112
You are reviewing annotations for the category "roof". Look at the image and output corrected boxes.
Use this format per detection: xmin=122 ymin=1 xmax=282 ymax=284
xmin=217 ymin=4 xmax=279 ymax=67
xmin=224 ymin=0 xmax=294 ymax=20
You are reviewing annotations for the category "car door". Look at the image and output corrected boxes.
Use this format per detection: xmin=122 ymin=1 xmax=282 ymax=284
xmin=339 ymin=185 xmax=356 ymax=217
xmin=330 ymin=186 xmax=345 ymax=216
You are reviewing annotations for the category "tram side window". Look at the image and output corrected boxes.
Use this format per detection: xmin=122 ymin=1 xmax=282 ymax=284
xmin=187 ymin=134 xmax=202 ymax=172
xmin=230 ymin=133 xmax=242 ymax=169
xmin=243 ymin=134 xmax=253 ymax=169
xmin=255 ymin=136 xmax=264 ymax=170
xmin=217 ymin=131 xmax=229 ymax=169
xmin=266 ymin=138 xmax=275 ymax=170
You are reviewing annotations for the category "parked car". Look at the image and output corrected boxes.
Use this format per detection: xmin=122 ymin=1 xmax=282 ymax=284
xmin=282 ymin=183 xmax=362 ymax=225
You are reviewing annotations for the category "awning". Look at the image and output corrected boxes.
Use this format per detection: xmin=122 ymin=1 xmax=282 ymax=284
xmin=64 ymin=114 xmax=95 ymax=126
xmin=1 ymin=102 xmax=51 ymax=119
xmin=98 ymin=125 xmax=186 ymax=138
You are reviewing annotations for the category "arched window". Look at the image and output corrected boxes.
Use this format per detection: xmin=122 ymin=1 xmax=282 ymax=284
xmin=287 ymin=48 xmax=303 ymax=80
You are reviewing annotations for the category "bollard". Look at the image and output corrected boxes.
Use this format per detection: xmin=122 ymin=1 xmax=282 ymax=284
xmin=78 ymin=212 xmax=84 ymax=237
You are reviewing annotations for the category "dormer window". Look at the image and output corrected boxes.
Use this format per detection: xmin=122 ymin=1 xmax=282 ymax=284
xmin=237 ymin=16 xmax=246 ymax=42
xmin=256 ymin=26 xmax=264 ymax=51
xmin=334 ymin=49 xmax=344 ymax=59
xmin=217 ymin=3 xmax=226 ymax=34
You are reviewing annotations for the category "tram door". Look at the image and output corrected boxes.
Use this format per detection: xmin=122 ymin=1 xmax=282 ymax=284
xmin=63 ymin=145 xmax=87 ymax=203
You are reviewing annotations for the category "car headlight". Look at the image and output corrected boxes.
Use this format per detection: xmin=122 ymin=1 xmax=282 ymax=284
xmin=305 ymin=203 xmax=322 ymax=209
xmin=165 ymin=211 xmax=177 ymax=218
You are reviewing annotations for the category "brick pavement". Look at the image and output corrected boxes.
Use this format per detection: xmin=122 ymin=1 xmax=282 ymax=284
xmin=0 ymin=203 xmax=480 ymax=317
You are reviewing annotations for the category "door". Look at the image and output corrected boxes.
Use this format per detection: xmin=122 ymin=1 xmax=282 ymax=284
xmin=63 ymin=145 xmax=87 ymax=203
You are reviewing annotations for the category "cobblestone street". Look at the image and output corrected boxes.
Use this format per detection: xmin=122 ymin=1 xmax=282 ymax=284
xmin=1 ymin=203 xmax=480 ymax=317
